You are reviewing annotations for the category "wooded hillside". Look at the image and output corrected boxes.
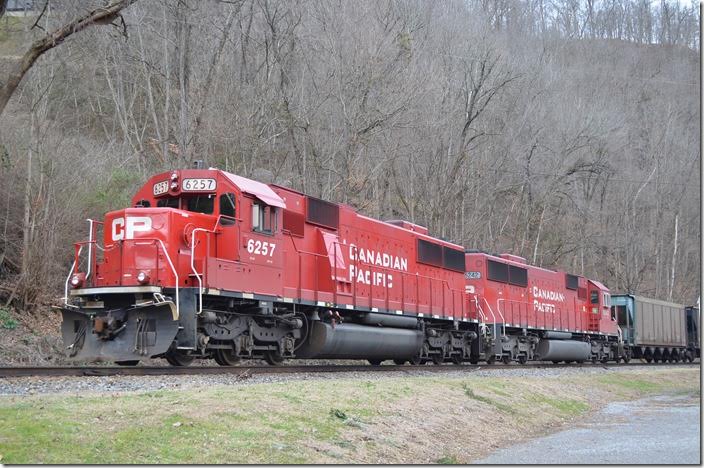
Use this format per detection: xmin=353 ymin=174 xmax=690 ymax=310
xmin=0 ymin=0 xmax=699 ymax=312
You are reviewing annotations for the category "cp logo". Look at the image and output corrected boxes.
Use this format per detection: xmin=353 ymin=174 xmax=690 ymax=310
xmin=111 ymin=217 xmax=152 ymax=241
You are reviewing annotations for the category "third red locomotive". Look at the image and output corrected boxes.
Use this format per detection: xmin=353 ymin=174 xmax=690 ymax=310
xmin=60 ymin=165 xmax=699 ymax=365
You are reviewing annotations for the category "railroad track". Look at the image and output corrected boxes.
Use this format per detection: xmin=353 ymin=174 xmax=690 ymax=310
xmin=0 ymin=361 xmax=698 ymax=378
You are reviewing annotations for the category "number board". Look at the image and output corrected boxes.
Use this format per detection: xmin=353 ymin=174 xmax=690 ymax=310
xmin=153 ymin=180 xmax=169 ymax=196
xmin=465 ymin=271 xmax=481 ymax=279
xmin=182 ymin=178 xmax=217 ymax=192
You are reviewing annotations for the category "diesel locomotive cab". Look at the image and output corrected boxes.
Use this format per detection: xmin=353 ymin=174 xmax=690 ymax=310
xmin=60 ymin=169 xmax=239 ymax=363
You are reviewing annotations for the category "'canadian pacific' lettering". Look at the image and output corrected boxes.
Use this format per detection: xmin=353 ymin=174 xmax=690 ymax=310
xmin=532 ymin=286 xmax=565 ymax=314
xmin=347 ymin=243 xmax=408 ymax=288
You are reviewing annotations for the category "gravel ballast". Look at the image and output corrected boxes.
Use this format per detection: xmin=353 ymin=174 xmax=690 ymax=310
xmin=0 ymin=364 xmax=690 ymax=396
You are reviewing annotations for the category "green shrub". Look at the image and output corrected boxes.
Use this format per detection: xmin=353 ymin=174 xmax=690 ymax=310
xmin=0 ymin=307 xmax=18 ymax=330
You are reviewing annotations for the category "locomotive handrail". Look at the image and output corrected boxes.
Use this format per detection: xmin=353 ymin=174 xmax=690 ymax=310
xmin=63 ymin=245 xmax=84 ymax=305
xmin=480 ymin=296 xmax=504 ymax=336
xmin=68 ymin=237 xmax=180 ymax=320
xmin=85 ymin=219 xmax=94 ymax=283
xmin=473 ymin=295 xmax=497 ymax=338
xmin=190 ymin=215 xmax=233 ymax=315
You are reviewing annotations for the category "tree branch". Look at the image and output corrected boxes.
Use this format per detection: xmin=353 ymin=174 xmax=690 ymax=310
xmin=0 ymin=0 xmax=139 ymax=117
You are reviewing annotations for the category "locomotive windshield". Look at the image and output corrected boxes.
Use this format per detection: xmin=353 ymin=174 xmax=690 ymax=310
xmin=155 ymin=194 xmax=216 ymax=215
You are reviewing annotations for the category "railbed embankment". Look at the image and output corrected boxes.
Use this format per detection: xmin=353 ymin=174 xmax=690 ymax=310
xmin=0 ymin=365 xmax=699 ymax=464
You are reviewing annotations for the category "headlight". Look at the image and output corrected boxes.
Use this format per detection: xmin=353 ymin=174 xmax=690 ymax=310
xmin=170 ymin=181 xmax=179 ymax=190
xmin=136 ymin=271 xmax=150 ymax=284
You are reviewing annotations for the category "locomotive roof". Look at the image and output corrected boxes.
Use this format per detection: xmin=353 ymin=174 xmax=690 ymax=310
xmin=467 ymin=250 xmax=579 ymax=277
xmin=221 ymin=171 xmax=285 ymax=208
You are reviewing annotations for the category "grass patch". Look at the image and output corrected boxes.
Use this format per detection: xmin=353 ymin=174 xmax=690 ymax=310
xmin=597 ymin=374 xmax=663 ymax=393
xmin=437 ymin=454 xmax=461 ymax=464
xmin=463 ymin=384 xmax=516 ymax=414
xmin=528 ymin=395 xmax=590 ymax=416
xmin=484 ymin=380 xmax=512 ymax=397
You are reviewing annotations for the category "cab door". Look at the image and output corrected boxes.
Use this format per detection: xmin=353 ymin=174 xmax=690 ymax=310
xmin=216 ymin=192 xmax=239 ymax=262
xmin=238 ymin=196 xmax=284 ymax=296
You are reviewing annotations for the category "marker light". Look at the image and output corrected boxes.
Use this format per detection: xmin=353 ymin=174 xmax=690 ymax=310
xmin=70 ymin=273 xmax=85 ymax=288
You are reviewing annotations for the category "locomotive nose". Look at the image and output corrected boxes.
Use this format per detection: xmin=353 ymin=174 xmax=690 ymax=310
xmin=60 ymin=304 xmax=179 ymax=362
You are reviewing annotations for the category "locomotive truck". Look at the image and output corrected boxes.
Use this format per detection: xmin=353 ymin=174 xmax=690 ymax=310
xmin=59 ymin=166 xmax=699 ymax=366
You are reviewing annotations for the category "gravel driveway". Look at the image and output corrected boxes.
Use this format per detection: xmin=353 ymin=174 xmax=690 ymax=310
xmin=475 ymin=394 xmax=700 ymax=464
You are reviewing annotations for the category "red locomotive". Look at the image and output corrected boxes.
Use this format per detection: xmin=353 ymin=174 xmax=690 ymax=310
xmin=465 ymin=251 xmax=619 ymax=364
xmin=61 ymin=166 xmax=475 ymax=365
xmin=60 ymin=165 xmax=689 ymax=366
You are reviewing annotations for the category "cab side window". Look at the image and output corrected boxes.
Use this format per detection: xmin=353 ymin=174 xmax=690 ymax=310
xmin=220 ymin=193 xmax=236 ymax=226
xmin=590 ymin=291 xmax=599 ymax=304
xmin=252 ymin=201 xmax=276 ymax=234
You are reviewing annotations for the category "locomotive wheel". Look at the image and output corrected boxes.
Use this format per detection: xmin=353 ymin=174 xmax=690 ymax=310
xmin=600 ymin=356 xmax=609 ymax=364
xmin=393 ymin=359 xmax=407 ymax=366
xmin=645 ymin=356 xmax=653 ymax=363
xmin=623 ymin=354 xmax=631 ymax=364
xmin=552 ymin=360 xmax=560 ymax=364
xmin=517 ymin=355 xmax=528 ymax=365
xmin=165 ymin=349 xmax=195 ymax=367
xmin=431 ymin=354 xmax=444 ymax=365
xmin=265 ymin=350 xmax=285 ymax=366
xmin=214 ymin=348 xmax=241 ymax=366
xmin=469 ymin=357 xmax=480 ymax=364
xmin=115 ymin=360 xmax=139 ymax=366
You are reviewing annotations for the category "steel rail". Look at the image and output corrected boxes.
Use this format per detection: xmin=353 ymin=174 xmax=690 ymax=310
xmin=0 ymin=361 xmax=698 ymax=378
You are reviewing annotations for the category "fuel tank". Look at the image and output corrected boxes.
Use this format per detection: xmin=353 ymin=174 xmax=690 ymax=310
xmin=535 ymin=339 xmax=591 ymax=362
xmin=296 ymin=321 xmax=423 ymax=360
xmin=357 ymin=312 xmax=420 ymax=329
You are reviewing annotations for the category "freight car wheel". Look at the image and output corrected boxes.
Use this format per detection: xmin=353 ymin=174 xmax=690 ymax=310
xmin=451 ymin=355 xmax=463 ymax=365
xmin=115 ymin=360 xmax=139 ymax=366
xmin=486 ymin=355 xmax=496 ymax=365
xmin=623 ymin=354 xmax=631 ymax=364
xmin=517 ymin=355 xmax=527 ymax=365
xmin=264 ymin=350 xmax=285 ymax=366
xmin=165 ymin=349 xmax=195 ymax=367
xmin=393 ymin=359 xmax=407 ymax=366
xmin=431 ymin=354 xmax=444 ymax=365
xmin=502 ymin=355 xmax=511 ymax=365
xmin=410 ymin=355 xmax=422 ymax=365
